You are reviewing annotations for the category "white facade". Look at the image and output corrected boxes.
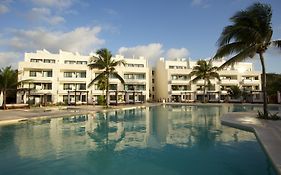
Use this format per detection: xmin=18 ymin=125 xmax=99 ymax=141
xmin=17 ymin=50 xmax=150 ymax=105
xmin=155 ymin=58 xmax=262 ymax=102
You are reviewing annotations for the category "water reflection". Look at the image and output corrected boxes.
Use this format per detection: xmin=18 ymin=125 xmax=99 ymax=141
xmin=9 ymin=105 xmax=263 ymax=159
xmin=0 ymin=104 xmax=277 ymax=175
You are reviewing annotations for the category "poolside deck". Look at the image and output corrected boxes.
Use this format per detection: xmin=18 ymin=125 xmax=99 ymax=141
xmin=221 ymin=112 xmax=281 ymax=175
xmin=0 ymin=104 xmax=157 ymax=125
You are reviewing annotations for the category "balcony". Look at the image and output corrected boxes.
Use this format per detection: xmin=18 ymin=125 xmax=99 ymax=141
xmin=241 ymin=79 xmax=260 ymax=85
xmin=220 ymin=79 xmax=238 ymax=85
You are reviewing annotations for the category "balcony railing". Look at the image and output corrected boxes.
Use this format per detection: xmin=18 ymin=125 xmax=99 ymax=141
xmin=241 ymin=79 xmax=260 ymax=85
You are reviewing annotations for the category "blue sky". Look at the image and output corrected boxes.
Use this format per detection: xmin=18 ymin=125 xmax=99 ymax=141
xmin=0 ymin=0 xmax=280 ymax=72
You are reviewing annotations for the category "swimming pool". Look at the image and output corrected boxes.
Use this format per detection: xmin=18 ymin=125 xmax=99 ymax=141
xmin=0 ymin=104 xmax=277 ymax=175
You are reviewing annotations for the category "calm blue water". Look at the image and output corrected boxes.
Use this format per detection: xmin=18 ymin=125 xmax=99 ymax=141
xmin=0 ymin=105 xmax=277 ymax=175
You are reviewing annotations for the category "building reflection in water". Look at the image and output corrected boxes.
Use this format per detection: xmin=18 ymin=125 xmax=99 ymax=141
xmin=12 ymin=105 xmax=260 ymax=159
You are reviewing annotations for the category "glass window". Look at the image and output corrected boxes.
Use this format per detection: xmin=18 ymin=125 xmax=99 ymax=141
xmin=30 ymin=71 xmax=37 ymax=77
xmin=76 ymin=71 xmax=86 ymax=78
xmin=109 ymin=84 xmax=117 ymax=90
xmin=79 ymin=83 xmax=86 ymax=90
xmin=65 ymin=60 xmax=76 ymax=64
xmin=77 ymin=61 xmax=87 ymax=64
xmin=42 ymin=83 xmax=52 ymax=90
xmin=63 ymin=83 xmax=72 ymax=90
xmin=30 ymin=59 xmax=42 ymax=62
xmin=43 ymin=59 xmax=55 ymax=63
xmin=64 ymin=72 xmax=73 ymax=78
xmin=43 ymin=71 xmax=52 ymax=77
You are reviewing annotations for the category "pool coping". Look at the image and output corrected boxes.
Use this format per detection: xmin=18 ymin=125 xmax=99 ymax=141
xmin=0 ymin=103 xmax=160 ymax=125
xmin=221 ymin=112 xmax=281 ymax=175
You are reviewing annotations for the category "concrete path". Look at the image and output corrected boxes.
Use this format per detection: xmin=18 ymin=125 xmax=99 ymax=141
xmin=221 ymin=112 xmax=281 ymax=175
xmin=0 ymin=104 xmax=156 ymax=125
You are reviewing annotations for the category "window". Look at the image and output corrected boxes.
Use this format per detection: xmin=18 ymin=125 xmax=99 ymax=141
xmin=30 ymin=59 xmax=42 ymax=62
xmin=79 ymin=83 xmax=86 ymax=90
xmin=65 ymin=60 xmax=76 ymax=64
xmin=43 ymin=71 xmax=52 ymax=77
xmin=109 ymin=84 xmax=117 ymax=90
xmin=77 ymin=71 xmax=86 ymax=78
xmin=152 ymin=87 xmax=154 ymax=91
xmin=77 ymin=61 xmax=87 ymax=65
xmin=136 ymin=74 xmax=145 ymax=79
xmin=152 ymin=79 xmax=154 ymax=83
xmin=42 ymin=83 xmax=52 ymax=90
xmin=63 ymin=83 xmax=72 ymax=90
xmin=64 ymin=72 xmax=73 ymax=78
xmin=30 ymin=71 xmax=37 ymax=77
xmin=254 ymin=76 xmax=259 ymax=80
xmin=44 ymin=59 xmax=55 ymax=63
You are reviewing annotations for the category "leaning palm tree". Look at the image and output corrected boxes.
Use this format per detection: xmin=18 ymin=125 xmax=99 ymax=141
xmin=0 ymin=66 xmax=18 ymax=109
xmin=213 ymin=3 xmax=281 ymax=117
xmin=190 ymin=60 xmax=220 ymax=102
xmin=88 ymin=48 xmax=126 ymax=107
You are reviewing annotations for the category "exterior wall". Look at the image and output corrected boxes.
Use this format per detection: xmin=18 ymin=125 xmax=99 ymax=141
xmin=17 ymin=50 xmax=150 ymax=105
xmin=155 ymin=58 xmax=169 ymax=101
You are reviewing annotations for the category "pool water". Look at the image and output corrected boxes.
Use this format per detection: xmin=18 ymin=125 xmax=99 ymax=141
xmin=0 ymin=105 xmax=277 ymax=175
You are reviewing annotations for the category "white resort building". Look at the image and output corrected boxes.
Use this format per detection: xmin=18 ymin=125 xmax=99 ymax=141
xmin=17 ymin=49 xmax=150 ymax=105
xmin=17 ymin=49 xmax=262 ymax=105
xmin=155 ymin=58 xmax=262 ymax=103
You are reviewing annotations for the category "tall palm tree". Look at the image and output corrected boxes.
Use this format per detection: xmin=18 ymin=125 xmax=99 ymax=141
xmin=190 ymin=60 xmax=220 ymax=102
xmin=0 ymin=66 xmax=18 ymax=109
xmin=88 ymin=48 xmax=126 ymax=107
xmin=213 ymin=3 xmax=281 ymax=117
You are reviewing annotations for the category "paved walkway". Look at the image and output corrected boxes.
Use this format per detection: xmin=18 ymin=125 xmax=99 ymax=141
xmin=221 ymin=112 xmax=281 ymax=175
xmin=0 ymin=103 xmax=155 ymax=125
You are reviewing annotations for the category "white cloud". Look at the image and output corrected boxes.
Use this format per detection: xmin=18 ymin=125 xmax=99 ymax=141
xmin=0 ymin=4 xmax=9 ymax=14
xmin=31 ymin=0 xmax=74 ymax=9
xmin=118 ymin=43 xmax=164 ymax=63
xmin=0 ymin=52 xmax=21 ymax=68
xmin=166 ymin=48 xmax=189 ymax=59
xmin=118 ymin=43 xmax=191 ymax=65
xmin=191 ymin=0 xmax=210 ymax=8
xmin=28 ymin=7 xmax=65 ymax=25
xmin=2 ymin=26 xmax=105 ymax=54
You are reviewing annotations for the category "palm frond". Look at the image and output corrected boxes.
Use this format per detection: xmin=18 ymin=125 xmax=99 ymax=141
xmin=112 ymin=72 xmax=125 ymax=84
xmin=191 ymin=76 xmax=202 ymax=83
xmin=217 ymin=45 xmax=258 ymax=70
xmin=213 ymin=42 xmax=248 ymax=59
xmin=88 ymin=72 xmax=106 ymax=88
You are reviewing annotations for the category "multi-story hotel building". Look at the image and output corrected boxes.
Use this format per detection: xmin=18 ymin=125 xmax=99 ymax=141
xmin=155 ymin=58 xmax=262 ymax=103
xmin=17 ymin=49 xmax=262 ymax=105
xmin=17 ymin=50 xmax=150 ymax=105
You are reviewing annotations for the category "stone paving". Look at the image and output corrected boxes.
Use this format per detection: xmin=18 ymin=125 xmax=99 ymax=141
xmin=221 ymin=112 xmax=281 ymax=175
xmin=0 ymin=104 xmax=155 ymax=125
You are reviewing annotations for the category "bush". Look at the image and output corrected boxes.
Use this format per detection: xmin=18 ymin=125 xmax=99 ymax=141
xmin=97 ymin=95 xmax=105 ymax=105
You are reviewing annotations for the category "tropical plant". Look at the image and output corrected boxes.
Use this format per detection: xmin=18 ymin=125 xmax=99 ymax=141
xmin=0 ymin=66 xmax=18 ymax=109
xmin=213 ymin=3 xmax=281 ymax=118
xmin=88 ymin=48 xmax=126 ymax=107
xmin=227 ymin=85 xmax=241 ymax=99
xmin=190 ymin=60 xmax=220 ymax=102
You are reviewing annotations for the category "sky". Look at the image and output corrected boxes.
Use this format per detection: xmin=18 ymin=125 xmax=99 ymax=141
xmin=0 ymin=0 xmax=280 ymax=72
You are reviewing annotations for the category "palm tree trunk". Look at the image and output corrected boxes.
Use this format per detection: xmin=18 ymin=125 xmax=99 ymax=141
xmin=106 ymin=73 xmax=110 ymax=108
xmin=203 ymin=79 xmax=206 ymax=103
xmin=2 ymin=90 xmax=7 ymax=110
xmin=259 ymin=53 xmax=268 ymax=117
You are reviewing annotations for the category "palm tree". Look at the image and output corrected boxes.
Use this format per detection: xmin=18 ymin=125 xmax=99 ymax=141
xmin=213 ymin=3 xmax=281 ymax=117
xmin=88 ymin=48 xmax=126 ymax=107
xmin=190 ymin=60 xmax=220 ymax=102
xmin=0 ymin=66 xmax=18 ymax=109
